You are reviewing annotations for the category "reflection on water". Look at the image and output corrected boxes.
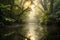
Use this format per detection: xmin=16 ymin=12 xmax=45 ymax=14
xmin=25 ymin=0 xmax=38 ymax=40
xmin=24 ymin=0 xmax=47 ymax=40
xmin=22 ymin=0 xmax=47 ymax=40
xmin=24 ymin=23 xmax=47 ymax=40
xmin=25 ymin=23 xmax=37 ymax=40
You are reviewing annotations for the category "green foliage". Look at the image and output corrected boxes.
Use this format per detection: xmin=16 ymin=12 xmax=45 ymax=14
xmin=0 ymin=3 xmax=30 ymax=25
xmin=0 ymin=0 xmax=31 ymax=40
xmin=40 ymin=11 xmax=48 ymax=24
xmin=39 ymin=1 xmax=60 ymax=40
xmin=40 ymin=0 xmax=60 ymax=26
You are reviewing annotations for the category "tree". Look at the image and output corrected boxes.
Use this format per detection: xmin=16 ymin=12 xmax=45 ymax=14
xmin=39 ymin=0 xmax=60 ymax=40
xmin=0 ymin=0 xmax=31 ymax=40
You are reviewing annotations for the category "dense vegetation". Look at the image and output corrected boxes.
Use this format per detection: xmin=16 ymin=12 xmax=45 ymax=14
xmin=0 ymin=0 xmax=60 ymax=40
xmin=39 ymin=0 xmax=60 ymax=40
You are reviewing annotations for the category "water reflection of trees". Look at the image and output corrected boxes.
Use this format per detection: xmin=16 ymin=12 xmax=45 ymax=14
xmin=0 ymin=0 xmax=60 ymax=40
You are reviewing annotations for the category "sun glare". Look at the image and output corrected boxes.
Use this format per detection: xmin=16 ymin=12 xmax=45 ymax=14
xmin=24 ymin=1 xmax=31 ymax=9
xmin=24 ymin=0 xmax=45 ymax=40
xmin=26 ymin=32 xmax=35 ymax=40
xmin=28 ymin=5 xmax=35 ymax=20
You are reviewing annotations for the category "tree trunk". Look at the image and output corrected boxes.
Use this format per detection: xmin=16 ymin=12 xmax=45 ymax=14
xmin=50 ymin=0 xmax=54 ymax=13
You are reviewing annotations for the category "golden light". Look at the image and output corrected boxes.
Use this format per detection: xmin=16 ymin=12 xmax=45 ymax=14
xmin=26 ymin=32 xmax=35 ymax=40
xmin=25 ymin=39 xmax=27 ymax=40
xmin=24 ymin=1 xmax=31 ymax=9
xmin=24 ymin=0 xmax=46 ymax=40
xmin=28 ymin=4 xmax=35 ymax=20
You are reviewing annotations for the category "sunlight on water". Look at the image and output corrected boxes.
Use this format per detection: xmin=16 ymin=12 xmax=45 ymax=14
xmin=24 ymin=0 xmax=47 ymax=40
xmin=26 ymin=32 xmax=35 ymax=40
xmin=25 ymin=1 xmax=38 ymax=40
xmin=25 ymin=0 xmax=40 ymax=40
xmin=25 ymin=23 xmax=37 ymax=40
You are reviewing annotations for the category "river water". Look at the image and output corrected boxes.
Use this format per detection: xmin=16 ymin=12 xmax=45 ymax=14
xmin=5 ymin=0 xmax=47 ymax=40
xmin=23 ymin=0 xmax=47 ymax=40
